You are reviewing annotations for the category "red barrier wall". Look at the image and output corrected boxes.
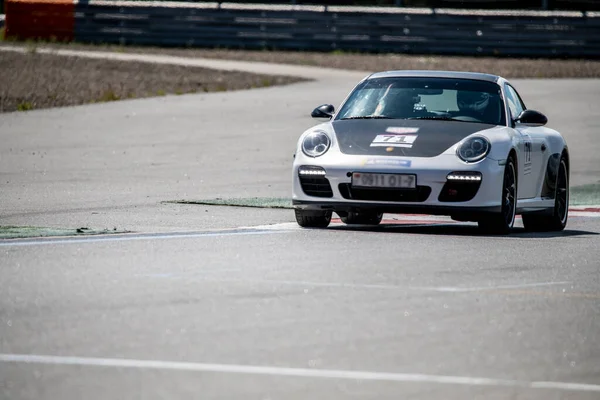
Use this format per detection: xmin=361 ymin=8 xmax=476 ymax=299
xmin=5 ymin=0 xmax=74 ymax=41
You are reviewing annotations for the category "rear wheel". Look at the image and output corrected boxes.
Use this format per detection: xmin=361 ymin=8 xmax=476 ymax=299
xmin=340 ymin=210 xmax=383 ymax=225
xmin=522 ymin=157 xmax=569 ymax=232
xmin=294 ymin=209 xmax=332 ymax=228
xmin=478 ymin=157 xmax=517 ymax=234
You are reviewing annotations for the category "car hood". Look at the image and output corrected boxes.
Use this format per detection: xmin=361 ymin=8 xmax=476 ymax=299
xmin=331 ymin=119 xmax=496 ymax=157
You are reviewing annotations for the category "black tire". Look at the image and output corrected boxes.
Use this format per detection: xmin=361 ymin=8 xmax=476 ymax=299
xmin=478 ymin=157 xmax=517 ymax=234
xmin=340 ymin=210 xmax=383 ymax=225
xmin=522 ymin=157 xmax=569 ymax=232
xmin=294 ymin=209 xmax=332 ymax=228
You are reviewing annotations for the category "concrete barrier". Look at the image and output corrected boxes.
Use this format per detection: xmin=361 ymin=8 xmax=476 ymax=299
xmin=5 ymin=0 xmax=74 ymax=41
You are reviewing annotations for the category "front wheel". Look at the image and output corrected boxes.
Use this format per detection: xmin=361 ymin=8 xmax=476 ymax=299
xmin=522 ymin=157 xmax=569 ymax=232
xmin=294 ymin=209 xmax=332 ymax=228
xmin=478 ymin=157 xmax=517 ymax=234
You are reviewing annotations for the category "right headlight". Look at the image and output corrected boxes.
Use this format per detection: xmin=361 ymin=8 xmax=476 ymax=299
xmin=457 ymin=136 xmax=491 ymax=163
xmin=302 ymin=131 xmax=331 ymax=158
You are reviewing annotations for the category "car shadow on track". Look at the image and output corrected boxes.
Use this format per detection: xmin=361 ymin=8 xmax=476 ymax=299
xmin=327 ymin=223 xmax=599 ymax=238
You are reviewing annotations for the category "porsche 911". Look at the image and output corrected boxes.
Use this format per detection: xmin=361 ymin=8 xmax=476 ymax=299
xmin=292 ymin=71 xmax=569 ymax=234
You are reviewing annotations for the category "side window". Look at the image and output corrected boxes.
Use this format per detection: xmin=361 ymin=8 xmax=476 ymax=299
xmin=505 ymin=85 xmax=525 ymax=120
xmin=511 ymin=86 xmax=526 ymax=111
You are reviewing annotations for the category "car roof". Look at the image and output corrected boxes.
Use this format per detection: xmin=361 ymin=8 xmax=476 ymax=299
xmin=367 ymin=70 xmax=501 ymax=83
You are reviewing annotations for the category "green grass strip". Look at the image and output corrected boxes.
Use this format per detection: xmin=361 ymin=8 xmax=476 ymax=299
xmin=0 ymin=226 xmax=127 ymax=240
xmin=570 ymin=184 xmax=600 ymax=206
xmin=168 ymin=197 xmax=293 ymax=209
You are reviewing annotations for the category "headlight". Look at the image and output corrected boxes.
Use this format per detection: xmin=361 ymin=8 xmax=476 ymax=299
xmin=457 ymin=136 xmax=490 ymax=163
xmin=302 ymin=131 xmax=331 ymax=158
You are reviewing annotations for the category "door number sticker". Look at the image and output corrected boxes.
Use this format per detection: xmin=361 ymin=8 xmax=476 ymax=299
xmin=371 ymin=134 xmax=418 ymax=148
xmin=524 ymin=141 xmax=532 ymax=163
xmin=523 ymin=140 xmax=532 ymax=175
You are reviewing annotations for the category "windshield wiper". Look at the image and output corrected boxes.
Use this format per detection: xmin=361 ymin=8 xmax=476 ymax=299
xmin=407 ymin=116 xmax=463 ymax=121
xmin=340 ymin=115 xmax=394 ymax=120
xmin=408 ymin=116 xmax=487 ymax=124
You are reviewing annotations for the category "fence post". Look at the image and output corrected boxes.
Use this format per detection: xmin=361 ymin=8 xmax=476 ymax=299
xmin=541 ymin=0 xmax=548 ymax=10
xmin=395 ymin=0 xmax=403 ymax=6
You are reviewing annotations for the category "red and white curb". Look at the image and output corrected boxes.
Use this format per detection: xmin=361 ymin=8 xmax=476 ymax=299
xmin=341 ymin=206 xmax=600 ymax=226
xmin=246 ymin=206 xmax=600 ymax=231
xmin=333 ymin=215 xmax=452 ymax=225
xmin=568 ymin=206 xmax=600 ymax=218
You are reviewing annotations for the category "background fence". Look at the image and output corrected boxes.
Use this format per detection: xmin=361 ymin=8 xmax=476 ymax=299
xmin=5 ymin=1 xmax=600 ymax=58
xmin=146 ymin=1 xmax=600 ymax=11
xmin=2 ymin=0 xmax=599 ymax=20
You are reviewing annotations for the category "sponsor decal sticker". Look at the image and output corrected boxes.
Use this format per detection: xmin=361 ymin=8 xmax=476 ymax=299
xmin=371 ymin=134 xmax=418 ymax=148
xmin=363 ymin=159 xmax=412 ymax=167
xmin=386 ymin=127 xmax=420 ymax=134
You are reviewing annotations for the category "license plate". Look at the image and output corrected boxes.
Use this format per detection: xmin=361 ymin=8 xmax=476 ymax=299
xmin=351 ymin=173 xmax=416 ymax=189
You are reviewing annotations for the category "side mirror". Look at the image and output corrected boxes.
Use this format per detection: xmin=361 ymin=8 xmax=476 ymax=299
xmin=514 ymin=109 xmax=547 ymax=127
xmin=311 ymin=104 xmax=335 ymax=120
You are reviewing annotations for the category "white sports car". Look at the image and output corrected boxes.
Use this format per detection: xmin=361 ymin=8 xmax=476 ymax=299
xmin=292 ymin=71 xmax=569 ymax=234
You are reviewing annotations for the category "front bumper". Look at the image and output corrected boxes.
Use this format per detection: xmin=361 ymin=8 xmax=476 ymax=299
xmin=292 ymin=154 xmax=505 ymax=217
xmin=293 ymin=200 xmax=501 ymax=219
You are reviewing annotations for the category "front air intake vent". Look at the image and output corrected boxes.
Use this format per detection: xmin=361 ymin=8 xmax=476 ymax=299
xmin=299 ymin=176 xmax=334 ymax=198
xmin=438 ymin=181 xmax=482 ymax=202
xmin=338 ymin=184 xmax=431 ymax=202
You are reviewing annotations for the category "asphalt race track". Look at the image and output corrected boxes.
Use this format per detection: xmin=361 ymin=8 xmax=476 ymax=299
xmin=1 ymin=51 xmax=600 ymax=400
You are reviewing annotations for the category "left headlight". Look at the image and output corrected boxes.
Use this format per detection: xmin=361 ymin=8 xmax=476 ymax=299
xmin=457 ymin=136 xmax=491 ymax=163
xmin=302 ymin=131 xmax=331 ymax=158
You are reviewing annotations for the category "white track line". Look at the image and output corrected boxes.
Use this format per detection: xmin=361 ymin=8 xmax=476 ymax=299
xmin=0 ymin=229 xmax=291 ymax=247
xmin=418 ymin=281 xmax=573 ymax=292
xmin=0 ymin=45 xmax=366 ymax=80
xmin=149 ymin=275 xmax=570 ymax=293
xmin=0 ymin=354 xmax=598 ymax=393
xmin=1 ymin=205 xmax=598 ymax=247
xmin=568 ymin=211 xmax=600 ymax=218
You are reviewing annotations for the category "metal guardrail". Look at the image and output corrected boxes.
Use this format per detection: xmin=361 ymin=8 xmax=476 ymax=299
xmin=8 ymin=1 xmax=600 ymax=57
xmin=69 ymin=0 xmax=600 ymax=11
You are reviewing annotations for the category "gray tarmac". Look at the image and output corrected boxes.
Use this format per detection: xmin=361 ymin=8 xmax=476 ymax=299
xmin=1 ymin=50 xmax=600 ymax=399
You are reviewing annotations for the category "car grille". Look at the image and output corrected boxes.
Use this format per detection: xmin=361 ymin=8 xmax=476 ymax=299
xmin=299 ymin=176 xmax=334 ymax=198
xmin=338 ymin=184 xmax=431 ymax=202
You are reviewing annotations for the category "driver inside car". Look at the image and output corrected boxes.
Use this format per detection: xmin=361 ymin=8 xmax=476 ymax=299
xmin=372 ymin=84 xmax=421 ymax=118
xmin=456 ymin=90 xmax=500 ymax=122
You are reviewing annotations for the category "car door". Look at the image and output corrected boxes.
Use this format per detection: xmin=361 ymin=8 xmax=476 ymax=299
xmin=505 ymin=84 xmax=545 ymax=199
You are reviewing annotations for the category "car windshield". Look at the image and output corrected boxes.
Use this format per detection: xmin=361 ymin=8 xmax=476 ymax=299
xmin=336 ymin=77 xmax=506 ymax=126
